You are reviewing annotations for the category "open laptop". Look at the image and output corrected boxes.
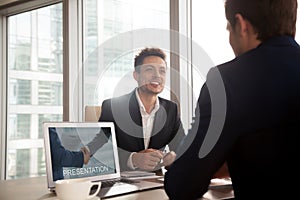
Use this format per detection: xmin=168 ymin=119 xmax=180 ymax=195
xmin=43 ymin=121 xmax=163 ymax=198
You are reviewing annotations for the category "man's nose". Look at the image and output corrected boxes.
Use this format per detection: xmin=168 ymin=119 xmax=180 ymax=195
xmin=153 ymin=68 xmax=161 ymax=77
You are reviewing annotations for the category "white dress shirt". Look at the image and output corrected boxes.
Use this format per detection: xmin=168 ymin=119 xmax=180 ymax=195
xmin=127 ymin=89 xmax=160 ymax=169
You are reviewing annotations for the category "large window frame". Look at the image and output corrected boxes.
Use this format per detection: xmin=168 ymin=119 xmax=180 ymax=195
xmin=0 ymin=9 xmax=6 ymax=180
xmin=0 ymin=0 xmax=63 ymax=180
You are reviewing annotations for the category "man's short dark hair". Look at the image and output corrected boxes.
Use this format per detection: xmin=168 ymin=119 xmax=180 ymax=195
xmin=134 ymin=47 xmax=166 ymax=72
xmin=225 ymin=0 xmax=297 ymax=42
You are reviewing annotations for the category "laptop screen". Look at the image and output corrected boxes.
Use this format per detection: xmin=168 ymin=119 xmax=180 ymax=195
xmin=43 ymin=122 xmax=121 ymax=190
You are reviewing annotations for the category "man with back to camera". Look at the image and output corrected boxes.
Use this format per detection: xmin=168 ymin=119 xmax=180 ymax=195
xmin=164 ymin=0 xmax=300 ymax=199
xmin=85 ymin=47 xmax=185 ymax=172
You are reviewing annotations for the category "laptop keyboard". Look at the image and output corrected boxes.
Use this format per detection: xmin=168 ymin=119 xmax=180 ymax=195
xmin=91 ymin=178 xmax=136 ymax=190
xmin=102 ymin=180 xmax=121 ymax=188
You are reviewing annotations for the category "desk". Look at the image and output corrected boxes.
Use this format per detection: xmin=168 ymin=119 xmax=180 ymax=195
xmin=0 ymin=176 xmax=234 ymax=200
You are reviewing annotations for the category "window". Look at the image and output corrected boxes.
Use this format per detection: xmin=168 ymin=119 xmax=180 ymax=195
xmin=191 ymin=0 xmax=300 ymax=109
xmin=7 ymin=149 xmax=30 ymax=179
xmin=191 ymin=0 xmax=235 ymax=104
xmin=9 ymin=79 xmax=31 ymax=105
xmin=6 ymin=3 xmax=63 ymax=179
xmin=8 ymin=114 xmax=31 ymax=140
xmin=83 ymin=0 xmax=170 ymax=107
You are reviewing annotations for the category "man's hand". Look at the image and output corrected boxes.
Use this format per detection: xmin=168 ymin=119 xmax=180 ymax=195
xmin=212 ymin=162 xmax=230 ymax=179
xmin=162 ymin=151 xmax=176 ymax=167
xmin=81 ymin=146 xmax=91 ymax=165
xmin=132 ymin=148 xmax=164 ymax=171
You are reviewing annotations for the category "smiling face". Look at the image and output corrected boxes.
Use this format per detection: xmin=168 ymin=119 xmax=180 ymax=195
xmin=133 ymin=55 xmax=166 ymax=95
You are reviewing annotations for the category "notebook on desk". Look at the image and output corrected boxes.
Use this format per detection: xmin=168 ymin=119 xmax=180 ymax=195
xmin=43 ymin=122 xmax=163 ymax=198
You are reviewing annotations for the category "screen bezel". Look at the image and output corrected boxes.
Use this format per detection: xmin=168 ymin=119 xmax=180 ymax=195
xmin=43 ymin=121 xmax=121 ymax=190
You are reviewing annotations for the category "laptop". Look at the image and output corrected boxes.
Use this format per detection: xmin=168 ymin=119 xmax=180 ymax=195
xmin=43 ymin=121 xmax=163 ymax=198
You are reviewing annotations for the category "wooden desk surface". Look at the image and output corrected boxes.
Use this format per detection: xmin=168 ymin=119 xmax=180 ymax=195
xmin=0 ymin=176 xmax=234 ymax=200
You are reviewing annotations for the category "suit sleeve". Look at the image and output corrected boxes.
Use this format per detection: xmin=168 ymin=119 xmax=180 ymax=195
xmin=98 ymin=98 xmax=136 ymax=171
xmin=86 ymin=100 xmax=111 ymax=155
xmin=50 ymin=128 xmax=84 ymax=168
xmin=167 ymin=103 xmax=186 ymax=153
xmin=86 ymin=129 xmax=110 ymax=156
xmin=164 ymin=67 xmax=229 ymax=199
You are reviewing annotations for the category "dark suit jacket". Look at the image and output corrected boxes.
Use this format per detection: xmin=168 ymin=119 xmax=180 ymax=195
xmin=49 ymin=128 xmax=84 ymax=181
xmin=164 ymin=36 xmax=300 ymax=200
xmin=95 ymin=89 xmax=185 ymax=171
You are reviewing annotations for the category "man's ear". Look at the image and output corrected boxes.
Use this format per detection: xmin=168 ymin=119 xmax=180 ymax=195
xmin=235 ymin=13 xmax=249 ymax=38
xmin=133 ymin=71 xmax=138 ymax=81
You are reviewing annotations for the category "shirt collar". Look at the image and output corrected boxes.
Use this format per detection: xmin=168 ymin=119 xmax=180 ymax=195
xmin=135 ymin=88 xmax=160 ymax=115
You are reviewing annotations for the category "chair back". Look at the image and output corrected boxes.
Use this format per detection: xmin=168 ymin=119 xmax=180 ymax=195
xmin=84 ymin=106 xmax=101 ymax=122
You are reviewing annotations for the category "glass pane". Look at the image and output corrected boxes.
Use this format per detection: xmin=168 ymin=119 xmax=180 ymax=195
xmin=192 ymin=0 xmax=300 ymax=104
xmin=16 ymin=149 xmax=30 ymax=178
xmin=8 ymin=114 xmax=31 ymax=140
xmin=6 ymin=3 xmax=63 ymax=179
xmin=38 ymin=114 xmax=62 ymax=138
xmin=83 ymin=0 xmax=170 ymax=106
xmin=38 ymin=81 xmax=62 ymax=105
xmin=7 ymin=149 xmax=30 ymax=179
xmin=191 ymin=1 xmax=235 ymax=103
xmin=38 ymin=148 xmax=46 ymax=176
xmin=9 ymin=79 xmax=31 ymax=105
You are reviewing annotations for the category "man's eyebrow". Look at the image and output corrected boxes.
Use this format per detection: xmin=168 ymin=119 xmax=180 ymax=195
xmin=143 ymin=64 xmax=155 ymax=67
xmin=142 ymin=64 xmax=166 ymax=69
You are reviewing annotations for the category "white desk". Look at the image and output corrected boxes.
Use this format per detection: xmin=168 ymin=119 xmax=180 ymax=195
xmin=0 ymin=176 xmax=234 ymax=200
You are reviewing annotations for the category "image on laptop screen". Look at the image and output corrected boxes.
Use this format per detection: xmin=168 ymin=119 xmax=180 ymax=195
xmin=44 ymin=122 xmax=121 ymax=190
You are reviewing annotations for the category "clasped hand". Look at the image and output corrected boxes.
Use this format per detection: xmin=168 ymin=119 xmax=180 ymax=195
xmin=132 ymin=148 xmax=176 ymax=171
xmin=81 ymin=146 xmax=91 ymax=165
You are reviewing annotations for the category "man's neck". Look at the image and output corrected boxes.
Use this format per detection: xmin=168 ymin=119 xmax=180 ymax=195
xmin=137 ymin=89 xmax=157 ymax=114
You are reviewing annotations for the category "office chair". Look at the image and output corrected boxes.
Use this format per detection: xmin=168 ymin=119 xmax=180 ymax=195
xmin=84 ymin=106 xmax=101 ymax=122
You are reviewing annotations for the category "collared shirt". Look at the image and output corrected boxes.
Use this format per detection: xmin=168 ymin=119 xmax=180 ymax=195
xmin=135 ymin=88 xmax=160 ymax=149
xmin=127 ymin=88 xmax=160 ymax=169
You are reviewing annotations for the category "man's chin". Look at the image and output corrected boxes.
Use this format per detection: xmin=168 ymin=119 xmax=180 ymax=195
xmin=149 ymin=87 xmax=163 ymax=94
xmin=139 ymin=85 xmax=164 ymax=95
xmin=145 ymin=88 xmax=163 ymax=95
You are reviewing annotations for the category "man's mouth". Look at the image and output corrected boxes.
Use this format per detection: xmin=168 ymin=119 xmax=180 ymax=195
xmin=150 ymin=81 xmax=160 ymax=85
xmin=149 ymin=81 xmax=162 ymax=88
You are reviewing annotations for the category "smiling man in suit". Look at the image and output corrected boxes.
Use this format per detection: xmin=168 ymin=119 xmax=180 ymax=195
xmin=86 ymin=47 xmax=185 ymax=172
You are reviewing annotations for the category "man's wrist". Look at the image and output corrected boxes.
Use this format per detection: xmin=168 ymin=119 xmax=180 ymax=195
xmin=84 ymin=145 xmax=90 ymax=153
xmin=127 ymin=152 xmax=138 ymax=169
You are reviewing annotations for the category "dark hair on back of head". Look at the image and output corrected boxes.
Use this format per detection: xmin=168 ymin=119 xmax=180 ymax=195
xmin=134 ymin=47 xmax=166 ymax=72
xmin=225 ymin=0 xmax=297 ymax=42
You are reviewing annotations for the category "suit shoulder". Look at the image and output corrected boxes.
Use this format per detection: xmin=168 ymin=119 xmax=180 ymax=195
xmin=102 ymin=92 xmax=131 ymax=104
xmin=158 ymin=97 xmax=178 ymax=108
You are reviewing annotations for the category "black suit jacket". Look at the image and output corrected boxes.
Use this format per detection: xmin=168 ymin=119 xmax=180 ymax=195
xmin=164 ymin=36 xmax=300 ymax=200
xmin=95 ymin=90 xmax=185 ymax=171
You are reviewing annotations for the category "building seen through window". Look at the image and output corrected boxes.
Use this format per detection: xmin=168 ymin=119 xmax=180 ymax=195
xmin=6 ymin=3 xmax=63 ymax=179
xmin=83 ymin=0 xmax=170 ymax=106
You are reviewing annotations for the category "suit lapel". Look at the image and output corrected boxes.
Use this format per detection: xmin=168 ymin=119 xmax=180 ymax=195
xmin=129 ymin=91 xmax=145 ymax=149
xmin=111 ymin=90 xmax=144 ymax=150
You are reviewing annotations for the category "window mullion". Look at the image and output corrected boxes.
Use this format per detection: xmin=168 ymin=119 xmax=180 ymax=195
xmin=63 ymin=0 xmax=83 ymax=122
